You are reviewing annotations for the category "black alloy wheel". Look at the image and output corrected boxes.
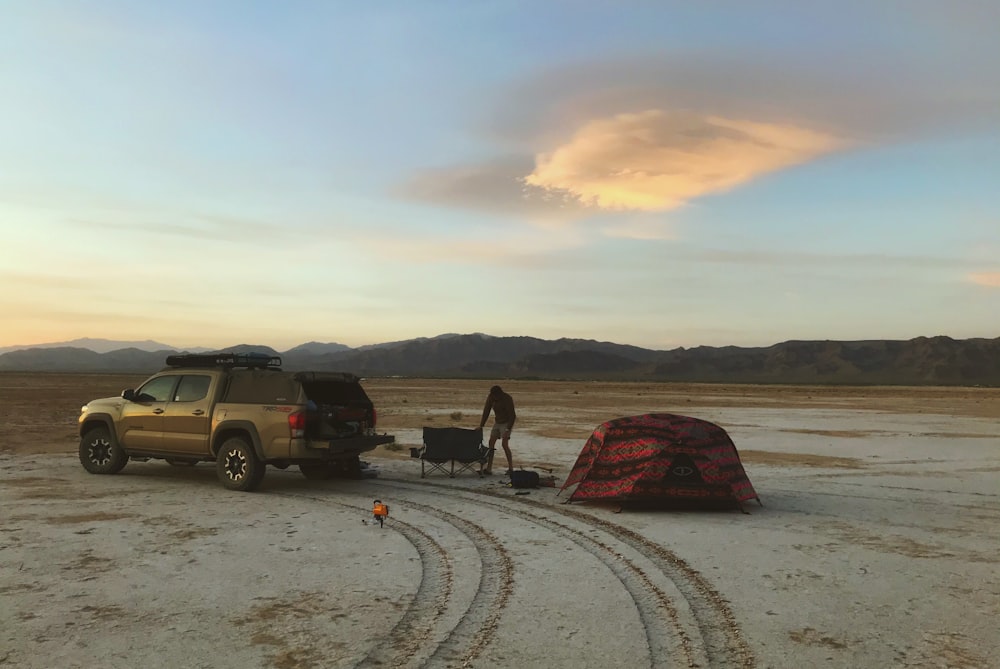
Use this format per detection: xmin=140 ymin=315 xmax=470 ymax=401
xmin=79 ymin=427 xmax=129 ymax=475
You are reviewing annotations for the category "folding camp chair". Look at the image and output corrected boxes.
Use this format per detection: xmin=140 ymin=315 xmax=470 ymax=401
xmin=419 ymin=427 xmax=490 ymax=478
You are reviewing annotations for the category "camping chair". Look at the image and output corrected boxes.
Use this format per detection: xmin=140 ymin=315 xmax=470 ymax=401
xmin=418 ymin=427 xmax=489 ymax=478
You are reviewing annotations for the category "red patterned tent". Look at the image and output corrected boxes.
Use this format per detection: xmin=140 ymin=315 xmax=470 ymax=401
xmin=560 ymin=413 xmax=759 ymax=508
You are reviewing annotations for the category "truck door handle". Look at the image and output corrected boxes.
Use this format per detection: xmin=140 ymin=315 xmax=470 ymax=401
xmin=153 ymin=408 xmax=164 ymax=415
xmin=191 ymin=409 xmax=205 ymax=416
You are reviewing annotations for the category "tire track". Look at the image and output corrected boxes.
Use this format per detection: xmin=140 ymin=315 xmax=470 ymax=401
xmin=558 ymin=504 xmax=755 ymax=669
xmin=402 ymin=500 xmax=514 ymax=668
xmin=273 ymin=493 xmax=454 ymax=668
xmin=379 ymin=479 xmax=756 ymax=668
xmin=377 ymin=482 xmax=698 ymax=668
xmin=275 ymin=492 xmax=515 ymax=669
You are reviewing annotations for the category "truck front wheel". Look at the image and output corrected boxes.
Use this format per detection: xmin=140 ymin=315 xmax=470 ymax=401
xmin=216 ymin=437 xmax=265 ymax=492
xmin=79 ymin=427 xmax=129 ymax=475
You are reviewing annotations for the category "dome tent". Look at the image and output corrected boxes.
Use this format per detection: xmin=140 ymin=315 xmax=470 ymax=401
xmin=560 ymin=414 xmax=760 ymax=510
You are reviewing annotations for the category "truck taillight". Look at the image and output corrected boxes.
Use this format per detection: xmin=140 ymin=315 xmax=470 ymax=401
xmin=288 ymin=411 xmax=306 ymax=439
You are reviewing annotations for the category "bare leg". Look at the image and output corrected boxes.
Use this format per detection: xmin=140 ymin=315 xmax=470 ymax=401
xmin=501 ymin=433 xmax=513 ymax=472
xmin=485 ymin=434 xmax=498 ymax=474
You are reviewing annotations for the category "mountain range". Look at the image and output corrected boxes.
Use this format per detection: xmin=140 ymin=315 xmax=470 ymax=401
xmin=0 ymin=338 xmax=207 ymax=355
xmin=1 ymin=333 xmax=998 ymax=386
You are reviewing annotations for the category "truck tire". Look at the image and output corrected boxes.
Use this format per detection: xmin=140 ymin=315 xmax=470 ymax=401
xmin=216 ymin=437 xmax=265 ymax=492
xmin=339 ymin=455 xmax=363 ymax=480
xmin=299 ymin=462 xmax=336 ymax=480
xmin=79 ymin=426 xmax=129 ymax=475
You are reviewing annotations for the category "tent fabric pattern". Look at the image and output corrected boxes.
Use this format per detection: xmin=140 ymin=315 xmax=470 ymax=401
xmin=561 ymin=413 xmax=758 ymax=504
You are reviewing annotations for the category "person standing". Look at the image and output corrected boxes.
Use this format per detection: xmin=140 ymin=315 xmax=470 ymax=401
xmin=479 ymin=385 xmax=516 ymax=475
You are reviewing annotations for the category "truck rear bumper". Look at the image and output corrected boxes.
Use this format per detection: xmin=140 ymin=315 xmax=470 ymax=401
xmin=297 ymin=434 xmax=395 ymax=459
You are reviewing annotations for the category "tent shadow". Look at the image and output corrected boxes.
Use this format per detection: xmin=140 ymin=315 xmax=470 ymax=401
xmin=570 ymin=498 xmax=751 ymax=514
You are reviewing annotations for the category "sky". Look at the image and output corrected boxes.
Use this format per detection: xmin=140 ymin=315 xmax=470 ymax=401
xmin=2 ymin=1 xmax=999 ymax=352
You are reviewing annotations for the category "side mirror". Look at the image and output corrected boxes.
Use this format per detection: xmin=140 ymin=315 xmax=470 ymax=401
xmin=122 ymin=389 xmax=137 ymax=401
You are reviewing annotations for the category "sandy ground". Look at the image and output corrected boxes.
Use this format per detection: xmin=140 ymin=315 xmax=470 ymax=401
xmin=1 ymin=374 xmax=999 ymax=668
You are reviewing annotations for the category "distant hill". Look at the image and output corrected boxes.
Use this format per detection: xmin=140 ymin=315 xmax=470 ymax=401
xmin=214 ymin=344 xmax=282 ymax=356
xmin=352 ymin=332 xmax=466 ymax=352
xmin=0 ymin=334 xmax=997 ymax=386
xmin=0 ymin=338 xmax=206 ymax=355
xmin=0 ymin=347 xmax=173 ymax=372
xmin=648 ymin=337 xmax=1000 ymax=385
xmin=282 ymin=341 xmax=352 ymax=356
xmin=301 ymin=334 xmax=660 ymax=377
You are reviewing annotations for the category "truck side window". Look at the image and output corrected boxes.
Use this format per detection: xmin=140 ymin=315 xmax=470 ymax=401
xmin=136 ymin=376 xmax=179 ymax=402
xmin=174 ymin=375 xmax=212 ymax=402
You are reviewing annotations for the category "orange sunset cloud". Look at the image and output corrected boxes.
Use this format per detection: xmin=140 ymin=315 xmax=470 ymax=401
xmin=524 ymin=110 xmax=843 ymax=212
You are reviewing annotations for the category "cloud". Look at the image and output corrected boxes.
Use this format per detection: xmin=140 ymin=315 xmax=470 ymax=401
xmin=397 ymin=156 xmax=588 ymax=222
xmin=969 ymin=272 xmax=1000 ymax=287
xmin=523 ymin=110 xmax=842 ymax=211
xmin=491 ymin=28 xmax=1000 ymax=147
xmin=399 ymin=109 xmax=842 ymax=220
xmin=400 ymin=14 xmax=999 ymax=222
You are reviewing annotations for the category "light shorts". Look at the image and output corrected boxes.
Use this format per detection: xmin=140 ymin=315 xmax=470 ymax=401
xmin=490 ymin=423 xmax=511 ymax=440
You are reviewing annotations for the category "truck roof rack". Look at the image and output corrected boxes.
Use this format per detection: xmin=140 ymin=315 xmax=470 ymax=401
xmin=165 ymin=352 xmax=282 ymax=369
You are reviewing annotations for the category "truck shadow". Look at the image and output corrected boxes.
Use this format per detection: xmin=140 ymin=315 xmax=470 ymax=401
xmin=119 ymin=460 xmax=397 ymax=494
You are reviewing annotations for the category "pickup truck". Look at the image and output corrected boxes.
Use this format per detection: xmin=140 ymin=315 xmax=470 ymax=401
xmin=77 ymin=352 xmax=394 ymax=491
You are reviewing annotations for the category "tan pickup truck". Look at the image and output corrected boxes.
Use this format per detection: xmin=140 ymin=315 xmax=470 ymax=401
xmin=78 ymin=353 xmax=394 ymax=491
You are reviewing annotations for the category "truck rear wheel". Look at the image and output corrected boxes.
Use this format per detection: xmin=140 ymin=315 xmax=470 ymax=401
xmin=79 ymin=426 xmax=129 ymax=475
xmin=216 ymin=437 xmax=265 ymax=492
xmin=339 ymin=455 xmax=363 ymax=479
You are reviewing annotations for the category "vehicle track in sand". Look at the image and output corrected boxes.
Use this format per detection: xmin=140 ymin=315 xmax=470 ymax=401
xmin=372 ymin=478 xmax=756 ymax=669
xmin=290 ymin=479 xmax=755 ymax=669
xmin=275 ymin=492 xmax=514 ymax=669
xmin=554 ymin=500 xmax=755 ymax=669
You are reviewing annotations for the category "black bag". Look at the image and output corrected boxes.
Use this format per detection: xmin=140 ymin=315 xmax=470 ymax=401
xmin=510 ymin=470 xmax=540 ymax=489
